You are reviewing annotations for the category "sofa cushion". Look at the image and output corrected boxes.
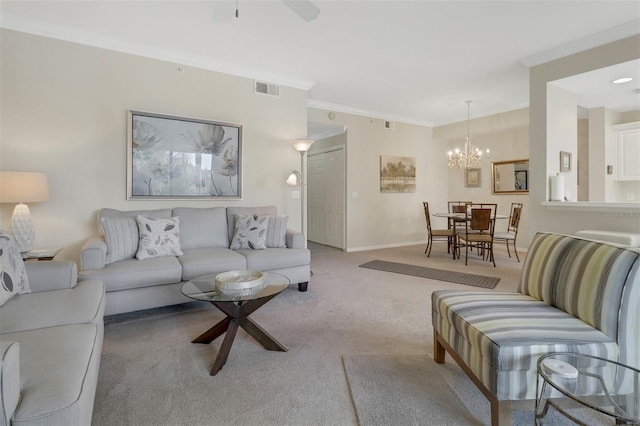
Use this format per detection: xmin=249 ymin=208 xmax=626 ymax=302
xmin=518 ymin=232 xmax=639 ymax=340
xmin=173 ymin=207 xmax=229 ymax=250
xmin=179 ymin=248 xmax=247 ymax=281
xmin=432 ymin=290 xmax=618 ymax=373
xmin=78 ymin=256 xmax=183 ymax=292
xmin=101 ymin=216 xmax=139 ymax=264
xmin=266 ymin=215 xmax=289 ymax=248
xmin=0 ymin=341 xmax=20 ymax=426
xmin=4 ymin=323 xmax=100 ymax=426
xmin=238 ymin=248 xmax=311 ymax=271
xmin=135 ymin=215 xmax=184 ymax=260
xmin=0 ymin=280 xmax=105 ymax=334
xmin=98 ymin=208 xmax=172 ymax=229
xmin=230 ymin=214 xmax=269 ymax=250
xmin=0 ymin=234 xmax=30 ymax=307
xmin=226 ymin=206 xmax=278 ymax=244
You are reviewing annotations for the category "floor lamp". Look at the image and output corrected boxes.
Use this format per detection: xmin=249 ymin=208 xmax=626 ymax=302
xmin=286 ymin=139 xmax=315 ymax=241
xmin=0 ymin=171 xmax=50 ymax=252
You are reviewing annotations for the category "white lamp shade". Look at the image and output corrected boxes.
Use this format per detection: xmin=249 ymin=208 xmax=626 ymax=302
xmin=290 ymin=139 xmax=315 ymax=152
xmin=0 ymin=171 xmax=49 ymax=203
xmin=286 ymin=171 xmax=301 ymax=186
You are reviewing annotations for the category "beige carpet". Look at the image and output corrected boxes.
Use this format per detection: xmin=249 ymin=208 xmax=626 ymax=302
xmin=342 ymin=353 xmax=612 ymax=426
xmin=343 ymin=353 xmax=481 ymax=425
xmin=92 ymin=242 xmax=614 ymax=425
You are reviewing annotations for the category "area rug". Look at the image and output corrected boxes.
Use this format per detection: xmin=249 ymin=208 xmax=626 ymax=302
xmin=342 ymin=354 xmax=481 ymax=425
xmin=359 ymin=259 xmax=500 ymax=289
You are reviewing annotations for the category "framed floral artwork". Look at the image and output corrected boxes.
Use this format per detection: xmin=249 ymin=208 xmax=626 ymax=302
xmin=127 ymin=111 xmax=242 ymax=199
xmin=464 ymin=168 xmax=481 ymax=187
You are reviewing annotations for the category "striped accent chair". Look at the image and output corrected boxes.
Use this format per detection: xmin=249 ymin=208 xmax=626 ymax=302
xmin=432 ymin=232 xmax=640 ymax=425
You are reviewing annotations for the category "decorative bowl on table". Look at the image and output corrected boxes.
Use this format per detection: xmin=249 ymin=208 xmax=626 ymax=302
xmin=215 ymin=270 xmax=265 ymax=295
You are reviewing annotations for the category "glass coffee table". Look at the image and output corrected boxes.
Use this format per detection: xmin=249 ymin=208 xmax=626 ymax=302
xmin=536 ymin=352 xmax=640 ymax=425
xmin=181 ymin=271 xmax=290 ymax=376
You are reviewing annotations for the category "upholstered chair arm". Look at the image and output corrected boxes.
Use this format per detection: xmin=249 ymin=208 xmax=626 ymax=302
xmin=286 ymin=229 xmax=305 ymax=249
xmin=24 ymin=261 xmax=78 ymax=292
xmin=80 ymin=236 xmax=107 ymax=270
xmin=0 ymin=341 xmax=20 ymax=426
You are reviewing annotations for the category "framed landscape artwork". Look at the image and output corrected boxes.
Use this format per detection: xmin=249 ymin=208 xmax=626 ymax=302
xmin=380 ymin=155 xmax=416 ymax=193
xmin=127 ymin=111 xmax=242 ymax=199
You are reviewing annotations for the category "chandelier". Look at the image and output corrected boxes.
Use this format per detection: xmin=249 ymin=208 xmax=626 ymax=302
xmin=447 ymin=100 xmax=489 ymax=169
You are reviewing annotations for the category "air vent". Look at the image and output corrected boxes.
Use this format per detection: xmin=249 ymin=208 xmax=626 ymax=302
xmin=254 ymin=80 xmax=280 ymax=97
xmin=384 ymin=120 xmax=396 ymax=130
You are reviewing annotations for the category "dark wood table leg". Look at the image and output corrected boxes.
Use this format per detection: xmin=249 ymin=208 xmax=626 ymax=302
xmin=210 ymin=318 xmax=240 ymax=375
xmin=240 ymin=316 xmax=287 ymax=351
xmin=192 ymin=317 xmax=231 ymax=344
xmin=193 ymin=293 xmax=286 ymax=375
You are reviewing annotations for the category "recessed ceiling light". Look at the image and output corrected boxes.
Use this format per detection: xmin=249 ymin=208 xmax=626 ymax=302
xmin=612 ymin=77 xmax=633 ymax=84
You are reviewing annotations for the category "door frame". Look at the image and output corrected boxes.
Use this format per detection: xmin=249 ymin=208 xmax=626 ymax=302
xmin=307 ymin=144 xmax=347 ymax=250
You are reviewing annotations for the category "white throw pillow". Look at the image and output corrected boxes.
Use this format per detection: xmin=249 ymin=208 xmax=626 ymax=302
xmin=230 ymin=214 xmax=269 ymax=250
xmin=135 ymin=215 xmax=184 ymax=260
xmin=266 ymin=215 xmax=288 ymax=248
xmin=101 ymin=216 xmax=139 ymax=264
xmin=0 ymin=234 xmax=31 ymax=306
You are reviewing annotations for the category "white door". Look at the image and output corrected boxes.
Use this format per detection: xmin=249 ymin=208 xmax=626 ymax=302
xmin=307 ymin=153 xmax=326 ymax=244
xmin=308 ymin=147 xmax=345 ymax=249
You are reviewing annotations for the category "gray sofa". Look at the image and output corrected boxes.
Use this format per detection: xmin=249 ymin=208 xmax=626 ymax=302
xmin=78 ymin=206 xmax=311 ymax=316
xmin=0 ymin=261 xmax=105 ymax=426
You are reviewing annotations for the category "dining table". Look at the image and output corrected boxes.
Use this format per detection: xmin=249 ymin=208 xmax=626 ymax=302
xmin=433 ymin=212 xmax=509 ymax=259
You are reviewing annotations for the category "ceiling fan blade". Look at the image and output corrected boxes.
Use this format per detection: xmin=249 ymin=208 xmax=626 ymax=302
xmin=212 ymin=0 xmax=236 ymax=22
xmin=282 ymin=0 xmax=320 ymax=22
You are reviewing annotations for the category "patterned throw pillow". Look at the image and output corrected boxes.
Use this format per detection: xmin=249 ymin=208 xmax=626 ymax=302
xmin=230 ymin=214 xmax=269 ymax=250
xmin=101 ymin=217 xmax=139 ymax=264
xmin=266 ymin=215 xmax=288 ymax=248
xmin=135 ymin=215 xmax=184 ymax=260
xmin=0 ymin=234 xmax=31 ymax=306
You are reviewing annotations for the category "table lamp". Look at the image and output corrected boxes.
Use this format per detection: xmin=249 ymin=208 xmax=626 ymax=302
xmin=0 ymin=171 xmax=49 ymax=252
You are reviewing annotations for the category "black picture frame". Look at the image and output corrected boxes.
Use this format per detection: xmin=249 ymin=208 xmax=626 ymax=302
xmin=515 ymin=170 xmax=528 ymax=190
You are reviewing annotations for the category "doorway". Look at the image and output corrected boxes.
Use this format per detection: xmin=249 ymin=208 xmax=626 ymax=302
xmin=307 ymin=146 xmax=345 ymax=250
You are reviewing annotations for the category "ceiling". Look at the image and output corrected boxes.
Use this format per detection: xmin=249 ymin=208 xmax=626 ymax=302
xmin=1 ymin=1 xmax=639 ymax=127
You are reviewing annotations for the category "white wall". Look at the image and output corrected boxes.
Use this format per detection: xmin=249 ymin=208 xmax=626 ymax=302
xmin=307 ymin=108 xmax=444 ymax=251
xmin=577 ymin=119 xmax=589 ymax=201
xmin=0 ymin=29 xmax=308 ymax=262
xmin=434 ymin=108 xmax=530 ymax=249
xmin=547 ymin=85 xmax=578 ymax=201
xmin=529 ymin=35 xmax=640 ymax=239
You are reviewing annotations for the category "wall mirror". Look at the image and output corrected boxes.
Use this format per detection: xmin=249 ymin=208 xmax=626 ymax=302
xmin=491 ymin=159 xmax=529 ymax=194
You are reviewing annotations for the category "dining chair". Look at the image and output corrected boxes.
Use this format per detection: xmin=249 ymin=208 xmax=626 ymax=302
xmin=493 ymin=202 xmax=523 ymax=262
xmin=447 ymin=200 xmax=471 ymax=231
xmin=456 ymin=203 xmax=497 ymax=267
xmin=423 ymin=202 xmax=455 ymax=257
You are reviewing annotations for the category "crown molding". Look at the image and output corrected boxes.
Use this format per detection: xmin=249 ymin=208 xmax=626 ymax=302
xmin=0 ymin=14 xmax=316 ymax=91
xmin=520 ymin=19 xmax=640 ymax=68
xmin=307 ymin=99 xmax=434 ymax=128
